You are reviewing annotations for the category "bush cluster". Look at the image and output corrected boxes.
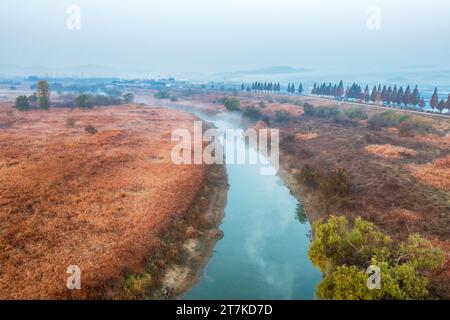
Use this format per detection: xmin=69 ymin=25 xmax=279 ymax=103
xmin=309 ymin=216 xmax=445 ymax=299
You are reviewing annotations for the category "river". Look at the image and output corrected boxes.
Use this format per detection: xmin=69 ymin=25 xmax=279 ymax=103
xmin=180 ymin=110 xmax=322 ymax=299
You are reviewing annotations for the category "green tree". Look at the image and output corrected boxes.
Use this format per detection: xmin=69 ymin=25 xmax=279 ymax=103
xmin=437 ymin=99 xmax=445 ymax=112
xmin=411 ymin=86 xmax=420 ymax=106
xmin=37 ymin=80 xmax=50 ymax=109
xmin=386 ymin=86 xmax=393 ymax=104
xmin=309 ymin=216 xmax=391 ymax=272
xmin=363 ymin=85 xmax=370 ymax=102
xmin=418 ymin=97 xmax=425 ymax=108
xmin=308 ymin=216 xmax=445 ymax=300
xmin=392 ymin=85 xmax=398 ymax=104
xmin=336 ymin=80 xmax=344 ymax=98
xmin=15 ymin=96 xmax=30 ymax=111
xmin=370 ymin=86 xmax=377 ymax=102
xmin=223 ymin=97 xmax=240 ymax=111
xmin=303 ymin=103 xmax=316 ymax=116
xmin=317 ymin=262 xmax=430 ymax=300
xmin=275 ymin=110 xmax=291 ymax=122
xmin=430 ymin=87 xmax=439 ymax=109
xmin=403 ymin=85 xmax=412 ymax=106
xmin=27 ymin=93 xmax=38 ymax=107
xmin=396 ymin=86 xmax=404 ymax=105
xmin=123 ymin=93 xmax=134 ymax=103
xmin=242 ymin=106 xmax=262 ymax=119
xmin=75 ymin=94 xmax=93 ymax=109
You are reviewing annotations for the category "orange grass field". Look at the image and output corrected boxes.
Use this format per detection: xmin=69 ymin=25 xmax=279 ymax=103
xmin=0 ymin=103 xmax=207 ymax=299
xmin=407 ymin=156 xmax=450 ymax=192
xmin=365 ymin=144 xmax=417 ymax=159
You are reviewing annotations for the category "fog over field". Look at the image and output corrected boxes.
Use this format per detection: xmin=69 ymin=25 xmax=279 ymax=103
xmin=0 ymin=0 xmax=449 ymax=81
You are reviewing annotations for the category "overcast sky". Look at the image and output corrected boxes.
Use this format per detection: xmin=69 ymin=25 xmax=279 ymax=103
xmin=0 ymin=0 xmax=449 ymax=77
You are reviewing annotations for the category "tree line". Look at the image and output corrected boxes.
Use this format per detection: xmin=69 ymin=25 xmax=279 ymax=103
xmin=15 ymin=80 xmax=135 ymax=111
xmin=312 ymin=81 xmax=450 ymax=111
xmin=241 ymin=82 xmax=303 ymax=94
xmin=241 ymin=82 xmax=281 ymax=93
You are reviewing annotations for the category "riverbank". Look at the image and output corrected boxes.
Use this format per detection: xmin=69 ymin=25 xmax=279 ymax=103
xmin=0 ymin=103 xmax=228 ymax=299
xmin=125 ymin=162 xmax=228 ymax=300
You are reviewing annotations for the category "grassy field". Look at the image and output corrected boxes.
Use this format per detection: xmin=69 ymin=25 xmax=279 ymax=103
xmin=0 ymin=102 xmax=225 ymax=299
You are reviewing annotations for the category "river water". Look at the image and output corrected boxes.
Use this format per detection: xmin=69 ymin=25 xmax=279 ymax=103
xmin=182 ymin=111 xmax=322 ymax=299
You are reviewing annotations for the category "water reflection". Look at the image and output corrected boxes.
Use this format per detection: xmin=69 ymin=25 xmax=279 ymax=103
xmin=181 ymin=111 xmax=321 ymax=300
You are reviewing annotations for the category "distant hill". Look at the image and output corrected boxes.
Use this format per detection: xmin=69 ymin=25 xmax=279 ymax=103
xmin=212 ymin=66 xmax=310 ymax=80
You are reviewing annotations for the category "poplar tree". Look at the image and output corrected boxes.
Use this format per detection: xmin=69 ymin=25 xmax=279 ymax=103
xmin=392 ymin=85 xmax=398 ymax=104
xmin=37 ymin=80 xmax=50 ymax=109
xmin=412 ymin=86 xmax=420 ymax=106
xmin=437 ymin=99 xmax=445 ymax=112
xmin=396 ymin=86 xmax=404 ymax=105
xmin=386 ymin=86 xmax=393 ymax=104
xmin=403 ymin=85 xmax=412 ymax=106
xmin=430 ymin=88 xmax=439 ymax=109
xmin=370 ymin=85 xmax=377 ymax=102
xmin=363 ymin=85 xmax=370 ymax=102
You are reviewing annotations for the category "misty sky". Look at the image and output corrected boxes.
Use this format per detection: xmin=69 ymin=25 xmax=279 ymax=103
xmin=0 ymin=0 xmax=449 ymax=78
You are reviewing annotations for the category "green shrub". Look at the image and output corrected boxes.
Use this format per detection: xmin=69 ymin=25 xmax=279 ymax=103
xmin=123 ymin=93 xmax=135 ymax=103
xmin=398 ymin=121 xmax=413 ymax=137
xmin=303 ymin=103 xmax=316 ymax=116
xmin=315 ymin=106 xmax=341 ymax=119
xmin=242 ymin=106 xmax=262 ymax=119
xmin=406 ymin=118 xmax=432 ymax=133
xmin=223 ymin=97 xmax=241 ymax=111
xmin=214 ymin=97 xmax=227 ymax=104
xmin=85 ymin=125 xmax=97 ymax=134
xmin=299 ymin=165 xmax=320 ymax=188
xmin=344 ymin=107 xmax=368 ymax=120
xmin=368 ymin=110 xmax=409 ymax=129
xmin=262 ymin=116 xmax=271 ymax=126
xmin=259 ymin=101 xmax=267 ymax=108
xmin=295 ymin=203 xmax=308 ymax=224
xmin=90 ymin=94 xmax=121 ymax=106
xmin=76 ymin=94 xmax=93 ymax=109
xmin=309 ymin=216 xmax=445 ymax=300
xmin=15 ymin=96 xmax=30 ymax=111
xmin=154 ymin=91 xmax=170 ymax=99
xmin=277 ymin=97 xmax=293 ymax=104
xmin=317 ymin=168 xmax=352 ymax=208
xmin=369 ymin=110 xmax=433 ymax=133
xmin=275 ymin=110 xmax=292 ymax=122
